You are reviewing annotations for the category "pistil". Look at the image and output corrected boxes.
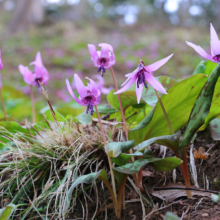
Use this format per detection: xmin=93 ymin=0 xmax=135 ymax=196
xmin=137 ymin=70 xmax=148 ymax=89
xmin=86 ymin=97 xmax=94 ymax=115
xmin=97 ymin=60 xmax=106 ymax=77
xmin=213 ymin=54 xmax=220 ymax=62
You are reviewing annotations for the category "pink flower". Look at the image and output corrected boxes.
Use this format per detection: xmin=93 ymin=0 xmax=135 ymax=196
xmin=92 ymin=74 xmax=113 ymax=95
xmin=0 ymin=50 xmax=3 ymax=70
xmin=18 ymin=52 xmax=49 ymax=86
xmin=88 ymin=43 xmax=115 ymax=77
xmin=115 ymin=54 xmax=173 ymax=103
xmin=186 ymin=24 xmax=220 ymax=63
xmin=66 ymin=74 xmax=101 ymax=115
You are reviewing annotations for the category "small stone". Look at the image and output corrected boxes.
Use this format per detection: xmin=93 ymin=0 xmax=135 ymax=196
xmin=128 ymin=210 xmax=134 ymax=215
xmin=202 ymin=213 xmax=209 ymax=217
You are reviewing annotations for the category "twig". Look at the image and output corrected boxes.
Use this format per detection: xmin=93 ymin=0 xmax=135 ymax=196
xmin=41 ymin=111 xmax=53 ymax=131
xmin=124 ymin=111 xmax=138 ymax=121
xmin=28 ymin=123 xmax=44 ymax=140
xmin=39 ymin=82 xmax=59 ymax=128
xmin=144 ymin=201 xmax=179 ymax=219
xmin=153 ymin=186 xmax=219 ymax=194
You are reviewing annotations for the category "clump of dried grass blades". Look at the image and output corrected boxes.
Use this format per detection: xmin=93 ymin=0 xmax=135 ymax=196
xmin=0 ymin=117 xmax=124 ymax=220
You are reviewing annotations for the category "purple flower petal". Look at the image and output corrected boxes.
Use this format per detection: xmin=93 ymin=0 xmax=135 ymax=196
xmin=100 ymin=44 xmax=110 ymax=59
xmin=0 ymin=50 xmax=3 ymax=70
xmin=145 ymin=72 xmax=167 ymax=94
xmin=210 ymin=23 xmax=220 ymax=56
xmin=135 ymin=79 xmax=144 ymax=104
xmin=144 ymin=54 xmax=173 ymax=72
xmin=18 ymin=65 xmax=36 ymax=85
xmin=93 ymin=74 xmax=105 ymax=87
xmin=74 ymin=74 xmax=88 ymax=98
xmin=98 ymin=43 xmax=114 ymax=52
xmin=88 ymin=44 xmax=99 ymax=60
xmin=125 ymin=67 xmax=139 ymax=78
xmin=115 ymin=76 xmax=136 ymax=94
xmin=66 ymin=79 xmax=81 ymax=104
xmin=121 ymin=77 xmax=130 ymax=87
xmin=186 ymin=41 xmax=213 ymax=61
xmin=85 ymin=77 xmax=99 ymax=96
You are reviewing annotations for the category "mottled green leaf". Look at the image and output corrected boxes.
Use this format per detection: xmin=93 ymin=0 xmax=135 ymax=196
xmin=113 ymin=157 xmax=182 ymax=174
xmin=129 ymin=74 xmax=208 ymax=149
xmin=134 ymin=131 xmax=181 ymax=153
xmin=153 ymin=157 xmax=183 ymax=172
xmin=209 ymin=118 xmax=220 ymax=140
xmin=112 ymin=151 xmax=143 ymax=166
xmin=96 ymin=104 xmax=117 ymax=114
xmin=142 ymin=76 xmax=178 ymax=106
xmin=107 ymin=89 xmax=146 ymax=111
xmin=181 ymin=63 xmax=220 ymax=147
xmin=105 ymin=140 xmax=134 ymax=157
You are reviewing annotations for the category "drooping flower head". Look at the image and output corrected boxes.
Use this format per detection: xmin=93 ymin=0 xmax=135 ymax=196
xmin=0 ymin=50 xmax=3 ymax=71
xmin=186 ymin=24 xmax=220 ymax=63
xmin=66 ymin=74 xmax=101 ymax=115
xmin=92 ymin=74 xmax=113 ymax=95
xmin=115 ymin=54 xmax=173 ymax=103
xmin=18 ymin=52 xmax=49 ymax=86
xmin=88 ymin=43 xmax=115 ymax=77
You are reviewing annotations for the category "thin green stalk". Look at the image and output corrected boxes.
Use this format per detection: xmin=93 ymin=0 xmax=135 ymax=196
xmin=95 ymin=105 xmax=117 ymax=204
xmin=30 ymin=85 xmax=36 ymax=123
xmin=0 ymin=88 xmax=7 ymax=120
xmin=110 ymin=67 xmax=129 ymax=141
xmin=154 ymin=89 xmax=174 ymax=134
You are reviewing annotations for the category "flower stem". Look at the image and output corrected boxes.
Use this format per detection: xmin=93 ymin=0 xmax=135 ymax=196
xmin=95 ymin=105 xmax=117 ymax=204
xmin=110 ymin=67 xmax=129 ymax=140
xmin=154 ymin=89 xmax=174 ymax=134
xmin=30 ymin=85 xmax=36 ymax=123
xmin=0 ymin=88 xmax=7 ymax=120
xmin=154 ymin=90 xmax=191 ymax=198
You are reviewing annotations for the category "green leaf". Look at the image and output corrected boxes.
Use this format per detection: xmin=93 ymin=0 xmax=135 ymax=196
xmin=112 ymin=151 xmax=143 ymax=166
xmin=193 ymin=60 xmax=217 ymax=76
xmin=107 ymin=89 xmax=146 ymax=111
xmin=64 ymin=170 xmax=104 ymax=213
xmin=43 ymin=109 xmax=65 ymax=122
xmin=0 ymin=121 xmax=30 ymax=134
xmin=129 ymin=74 xmax=208 ymax=149
xmin=0 ymin=204 xmax=16 ymax=220
xmin=153 ymin=157 xmax=183 ymax=172
xmin=134 ymin=131 xmax=181 ymax=153
xmin=113 ymin=157 xmax=182 ymax=174
xmin=181 ymin=63 xmax=220 ymax=147
xmin=164 ymin=212 xmax=180 ymax=220
xmin=142 ymin=76 xmax=178 ymax=106
xmin=209 ymin=118 xmax=220 ymax=140
xmin=96 ymin=104 xmax=117 ymax=114
xmin=192 ymin=61 xmax=206 ymax=75
xmin=105 ymin=140 xmax=134 ymax=157
xmin=75 ymin=112 xmax=91 ymax=124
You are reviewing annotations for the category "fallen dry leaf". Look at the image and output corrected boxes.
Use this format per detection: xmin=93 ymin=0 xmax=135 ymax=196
xmin=152 ymin=183 xmax=212 ymax=202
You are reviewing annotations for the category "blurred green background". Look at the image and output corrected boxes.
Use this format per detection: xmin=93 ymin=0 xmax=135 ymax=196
xmin=0 ymin=0 xmax=219 ymax=121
